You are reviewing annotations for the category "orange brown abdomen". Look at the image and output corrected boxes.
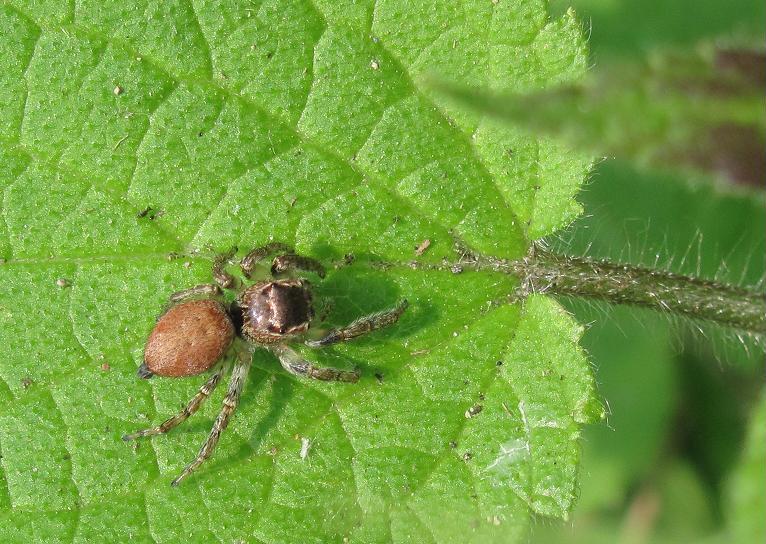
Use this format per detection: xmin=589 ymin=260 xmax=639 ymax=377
xmin=144 ymin=299 xmax=234 ymax=377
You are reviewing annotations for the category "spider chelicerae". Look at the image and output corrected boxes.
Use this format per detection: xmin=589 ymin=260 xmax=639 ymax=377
xmin=123 ymin=242 xmax=408 ymax=486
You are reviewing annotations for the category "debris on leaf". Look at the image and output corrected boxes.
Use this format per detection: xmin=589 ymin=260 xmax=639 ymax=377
xmin=300 ymin=437 xmax=312 ymax=460
xmin=465 ymin=404 xmax=483 ymax=418
xmin=415 ymin=239 xmax=431 ymax=256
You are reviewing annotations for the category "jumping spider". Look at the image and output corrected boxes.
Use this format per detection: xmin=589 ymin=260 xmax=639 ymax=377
xmin=123 ymin=242 xmax=408 ymax=486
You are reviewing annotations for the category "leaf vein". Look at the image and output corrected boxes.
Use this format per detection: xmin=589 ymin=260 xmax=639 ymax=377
xmin=185 ymin=0 xmax=214 ymax=78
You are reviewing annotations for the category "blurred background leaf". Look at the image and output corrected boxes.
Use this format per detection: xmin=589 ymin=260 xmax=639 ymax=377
xmin=433 ymin=42 xmax=765 ymax=191
xmin=724 ymin=390 xmax=766 ymax=543
xmin=550 ymin=0 xmax=765 ymax=59
xmin=520 ymin=0 xmax=765 ymax=542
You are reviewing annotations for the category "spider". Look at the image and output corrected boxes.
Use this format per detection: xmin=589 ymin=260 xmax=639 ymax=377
xmin=123 ymin=242 xmax=408 ymax=486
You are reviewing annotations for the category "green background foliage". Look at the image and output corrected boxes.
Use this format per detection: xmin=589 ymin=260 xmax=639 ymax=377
xmin=0 ymin=1 xmax=606 ymax=542
xmin=535 ymin=0 xmax=766 ymax=542
xmin=438 ymin=44 xmax=765 ymax=190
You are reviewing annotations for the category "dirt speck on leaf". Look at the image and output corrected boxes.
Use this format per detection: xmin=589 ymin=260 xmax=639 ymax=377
xmin=415 ymin=239 xmax=431 ymax=256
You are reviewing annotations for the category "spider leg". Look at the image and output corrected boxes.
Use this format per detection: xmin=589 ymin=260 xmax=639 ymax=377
xmin=168 ymin=284 xmax=222 ymax=304
xmin=123 ymin=364 xmax=227 ymax=440
xmin=306 ymin=299 xmax=409 ymax=347
xmin=212 ymin=247 xmax=239 ymax=289
xmin=270 ymin=345 xmax=359 ymax=383
xmin=271 ymin=254 xmax=326 ymax=278
xmin=240 ymin=242 xmax=293 ymax=278
xmin=170 ymin=349 xmax=252 ymax=486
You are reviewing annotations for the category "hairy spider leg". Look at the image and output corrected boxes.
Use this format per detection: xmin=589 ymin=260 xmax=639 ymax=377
xmin=306 ymin=299 xmax=409 ymax=347
xmin=170 ymin=349 xmax=252 ymax=486
xmin=271 ymin=254 xmax=326 ymax=278
xmin=168 ymin=284 xmax=222 ymax=304
xmin=270 ymin=344 xmax=359 ymax=383
xmin=240 ymin=243 xmax=325 ymax=279
xmin=240 ymin=242 xmax=293 ymax=278
xmin=212 ymin=247 xmax=240 ymax=289
xmin=122 ymin=364 xmax=227 ymax=441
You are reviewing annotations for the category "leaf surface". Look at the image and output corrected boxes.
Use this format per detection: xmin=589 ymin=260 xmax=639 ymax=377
xmin=0 ymin=1 xmax=600 ymax=541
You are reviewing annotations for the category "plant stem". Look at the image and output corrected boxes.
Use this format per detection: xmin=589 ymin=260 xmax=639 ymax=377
xmin=454 ymin=244 xmax=766 ymax=335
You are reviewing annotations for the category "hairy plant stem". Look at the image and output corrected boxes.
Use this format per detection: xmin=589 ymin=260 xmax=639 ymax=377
xmin=453 ymin=244 xmax=766 ymax=336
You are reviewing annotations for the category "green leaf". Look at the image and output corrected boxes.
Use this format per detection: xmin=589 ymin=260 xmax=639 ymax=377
xmin=550 ymin=0 xmax=766 ymax=58
xmin=725 ymin=390 xmax=766 ymax=543
xmin=0 ymin=1 xmax=600 ymax=541
xmin=432 ymin=42 xmax=766 ymax=191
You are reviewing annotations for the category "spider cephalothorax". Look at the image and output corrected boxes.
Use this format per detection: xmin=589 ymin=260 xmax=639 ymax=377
xmin=124 ymin=243 xmax=408 ymax=486
xmin=237 ymin=278 xmax=314 ymax=342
